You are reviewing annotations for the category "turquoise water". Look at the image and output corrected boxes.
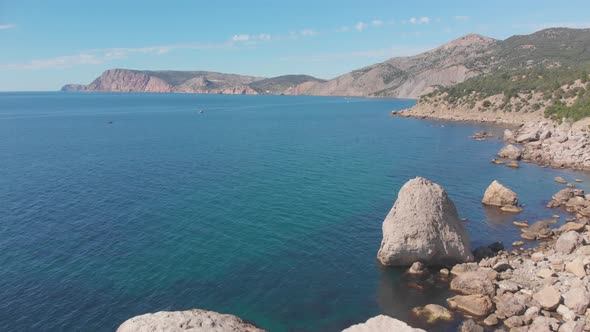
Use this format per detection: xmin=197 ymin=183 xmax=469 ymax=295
xmin=1 ymin=92 xmax=590 ymax=332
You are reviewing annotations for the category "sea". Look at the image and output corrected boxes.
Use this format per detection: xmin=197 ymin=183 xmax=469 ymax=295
xmin=1 ymin=92 xmax=589 ymax=331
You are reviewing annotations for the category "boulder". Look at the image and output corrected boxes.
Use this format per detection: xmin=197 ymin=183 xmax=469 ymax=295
xmin=377 ymin=177 xmax=473 ymax=266
xmin=533 ymin=285 xmax=562 ymax=310
xmin=498 ymin=144 xmax=523 ymax=160
xmin=116 ymin=309 xmax=265 ymax=332
xmin=494 ymin=292 xmax=527 ymax=319
xmin=447 ymin=294 xmax=493 ymax=317
xmin=556 ymin=231 xmax=583 ymax=254
xmin=558 ymin=320 xmax=585 ymax=332
xmin=482 ymin=180 xmax=519 ymax=208
xmin=565 ymin=257 xmax=587 ymax=278
xmin=450 ymin=271 xmax=496 ymax=296
xmin=342 ymin=315 xmax=426 ymax=332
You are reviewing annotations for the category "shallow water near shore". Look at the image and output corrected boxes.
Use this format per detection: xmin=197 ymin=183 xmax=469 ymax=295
xmin=2 ymin=92 xmax=590 ymax=332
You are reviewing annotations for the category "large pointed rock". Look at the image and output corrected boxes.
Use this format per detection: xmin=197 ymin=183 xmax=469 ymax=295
xmin=377 ymin=177 xmax=474 ymax=266
xmin=116 ymin=309 xmax=265 ymax=332
xmin=342 ymin=315 xmax=426 ymax=332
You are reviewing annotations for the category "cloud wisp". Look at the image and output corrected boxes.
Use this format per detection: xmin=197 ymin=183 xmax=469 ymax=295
xmin=0 ymin=42 xmax=237 ymax=71
xmin=0 ymin=24 xmax=15 ymax=30
xmin=408 ymin=17 xmax=431 ymax=24
xmin=279 ymin=45 xmax=434 ymax=63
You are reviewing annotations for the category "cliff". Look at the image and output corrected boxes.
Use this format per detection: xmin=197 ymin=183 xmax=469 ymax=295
xmin=61 ymin=70 xmax=323 ymax=95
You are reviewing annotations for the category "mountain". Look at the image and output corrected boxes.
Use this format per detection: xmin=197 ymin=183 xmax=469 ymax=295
xmin=248 ymin=75 xmax=326 ymax=95
xmin=305 ymin=34 xmax=498 ymax=98
xmin=403 ymin=28 xmax=590 ymax=123
xmin=61 ymin=69 xmax=324 ymax=95
xmin=62 ymin=28 xmax=590 ymax=103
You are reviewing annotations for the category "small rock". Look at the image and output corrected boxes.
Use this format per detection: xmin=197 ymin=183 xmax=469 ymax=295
xmin=507 ymin=161 xmax=520 ymax=168
xmin=555 ymin=177 xmax=568 ymax=184
xmin=537 ymin=268 xmax=557 ymax=279
xmin=558 ymin=320 xmax=585 ymax=332
xmin=500 ymin=205 xmax=523 ymax=213
xmin=556 ymin=231 xmax=583 ymax=254
xmin=498 ymin=280 xmax=520 ymax=292
xmin=567 ymin=183 xmax=576 ymax=188
xmin=459 ymin=319 xmax=484 ymax=332
xmin=482 ymin=313 xmax=498 ymax=326
xmin=513 ymin=221 xmax=529 ymax=227
xmin=565 ymin=257 xmax=587 ymax=278
xmin=439 ymin=268 xmax=450 ymax=277
xmin=408 ymin=262 xmax=428 ymax=275
xmin=557 ymin=304 xmax=577 ymax=321
xmin=531 ymin=252 xmax=545 ymax=262
xmin=529 ymin=316 xmax=560 ymax=332
xmin=533 ymin=285 xmax=562 ymax=310
xmin=495 ymin=292 xmax=527 ymax=319
xmin=450 ymin=271 xmax=496 ymax=296
xmin=559 ymin=222 xmax=586 ymax=233
xmin=504 ymin=315 xmax=524 ymax=328
xmin=563 ymin=287 xmax=590 ymax=314
xmin=492 ymin=259 xmax=512 ymax=272
xmin=524 ymin=306 xmax=540 ymax=323
xmin=512 ymin=241 xmax=524 ymax=247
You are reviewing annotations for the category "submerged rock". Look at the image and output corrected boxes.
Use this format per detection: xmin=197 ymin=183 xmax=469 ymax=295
xmin=411 ymin=304 xmax=453 ymax=324
xmin=116 ymin=309 xmax=265 ymax=332
xmin=377 ymin=177 xmax=473 ymax=266
xmin=342 ymin=315 xmax=426 ymax=332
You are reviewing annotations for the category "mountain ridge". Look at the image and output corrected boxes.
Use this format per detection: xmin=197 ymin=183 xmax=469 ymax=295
xmin=62 ymin=28 xmax=590 ymax=101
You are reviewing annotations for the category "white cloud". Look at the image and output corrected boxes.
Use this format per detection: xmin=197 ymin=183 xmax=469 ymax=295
xmin=371 ymin=20 xmax=384 ymax=27
xmin=355 ymin=21 xmax=367 ymax=31
xmin=409 ymin=17 xmax=430 ymax=24
xmin=0 ymin=24 xmax=15 ymax=30
xmin=336 ymin=26 xmax=350 ymax=32
xmin=454 ymin=16 xmax=469 ymax=21
xmin=232 ymin=34 xmax=250 ymax=42
xmin=279 ymin=45 xmax=435 ymax=63
xmin=300 ymin=29 xmax=318 ymax=36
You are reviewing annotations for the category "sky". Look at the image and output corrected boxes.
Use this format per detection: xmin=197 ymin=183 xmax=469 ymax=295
xmin=2 ymin=0 xmax=590 ymax=91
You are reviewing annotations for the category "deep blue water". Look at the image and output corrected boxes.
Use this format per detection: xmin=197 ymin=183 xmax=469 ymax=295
xmin=1 ymin=92 xmax=590 ymax=332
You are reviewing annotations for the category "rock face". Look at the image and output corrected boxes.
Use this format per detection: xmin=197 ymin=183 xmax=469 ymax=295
xmin=116 ymin=309 xmax=265 ymax=332
xmin=481 ymin=180 xmax=519 ymax=208
xmin=306 ymin=34 xmax=497 ymax=98
xmin=377 ymin=177 xmax=474 ymax=266
xmin=504 ymin=120 xmax=590 ymax=171
xmin=342 ymin=315 xmax=426 ymax=332
xmin=61 ymin=70 xmax=323 ymax=96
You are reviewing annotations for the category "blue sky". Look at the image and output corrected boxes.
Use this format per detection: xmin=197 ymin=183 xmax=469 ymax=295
xmin=2 ymin=0 xmax=590 ymax=91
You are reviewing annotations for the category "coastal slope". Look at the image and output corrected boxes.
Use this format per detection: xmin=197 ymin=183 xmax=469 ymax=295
xmin=400 ymin=28 xmax=590 ymax=124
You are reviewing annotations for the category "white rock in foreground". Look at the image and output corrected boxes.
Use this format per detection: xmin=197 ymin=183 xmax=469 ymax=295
xmin=116 ymin=309 xmax=265 ymax=332
xmin=341 ymin=315 xmax=426 ymax=332
xmin=377 ymin=177 xmax=474 ymax=266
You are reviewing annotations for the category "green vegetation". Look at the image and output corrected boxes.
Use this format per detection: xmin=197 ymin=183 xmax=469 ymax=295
xmin=436 ymin=66 xmax=590 ymax=103
xmin=545 ymin=90 xmax=590 ymax=122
